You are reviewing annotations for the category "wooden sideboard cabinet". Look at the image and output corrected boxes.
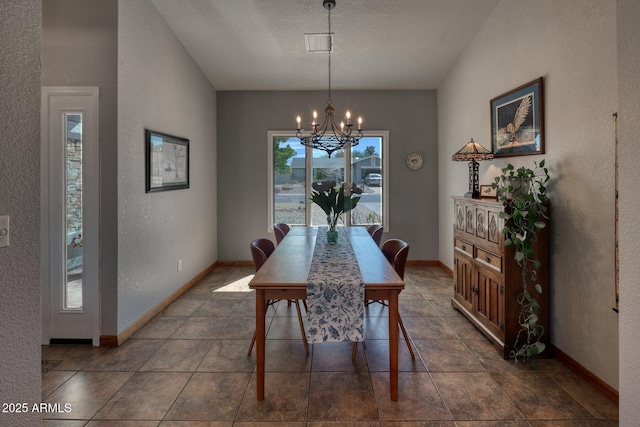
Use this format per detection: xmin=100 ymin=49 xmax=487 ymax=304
xmin=451 ymin=197 xmax=551 ymax=358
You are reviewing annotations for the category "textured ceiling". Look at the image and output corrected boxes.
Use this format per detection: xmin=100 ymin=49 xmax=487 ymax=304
xmin=151 ymin=0 xmax=500 ymax=91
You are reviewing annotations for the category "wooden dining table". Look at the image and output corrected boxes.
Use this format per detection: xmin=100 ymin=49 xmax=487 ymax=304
xmin=248 ymin=226 xmax=405 ymax=401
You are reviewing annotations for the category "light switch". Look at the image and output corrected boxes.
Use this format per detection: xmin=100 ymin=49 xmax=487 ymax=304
xmin=0 ymin=215 xmax=8 ymax=248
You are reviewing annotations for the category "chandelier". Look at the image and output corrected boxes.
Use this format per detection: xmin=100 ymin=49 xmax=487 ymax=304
xmin=295 ymin=0 xmax=364 ymax=158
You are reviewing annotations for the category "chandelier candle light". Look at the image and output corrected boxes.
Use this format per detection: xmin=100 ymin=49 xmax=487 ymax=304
xmin=295 ymin=0 xmax=364 ymax=158
xmin=452 ymin=138 xmax=494 ymax=198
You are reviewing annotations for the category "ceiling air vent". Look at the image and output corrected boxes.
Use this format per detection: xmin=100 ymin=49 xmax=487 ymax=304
xmin=304 ymin=33 xmax=334 ymax=53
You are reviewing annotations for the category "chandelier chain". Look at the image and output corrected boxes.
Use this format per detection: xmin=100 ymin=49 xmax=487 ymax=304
xmin=294 ymin=0 xmax=364 ymax=158
xmin=327 ymin=5 xmax=332 ymax=105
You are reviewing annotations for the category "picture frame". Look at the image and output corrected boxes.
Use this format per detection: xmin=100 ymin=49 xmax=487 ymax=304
xmin=145 ymin=129 xmax=189 ymax=193
xmin=479 ymin=184 xmax=497 ymax=199
xmin=490 ymin=77 xmax=544 ymax=158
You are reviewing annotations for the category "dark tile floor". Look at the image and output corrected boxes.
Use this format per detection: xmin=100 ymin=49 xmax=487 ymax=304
xmin=42 ymin=265 xmax=618 ymax=426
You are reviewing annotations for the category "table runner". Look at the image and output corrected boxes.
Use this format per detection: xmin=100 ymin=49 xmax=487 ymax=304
xmin=306 ymin=227 xmax=365 ymax=343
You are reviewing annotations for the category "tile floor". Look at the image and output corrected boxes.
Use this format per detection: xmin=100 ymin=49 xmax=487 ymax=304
xmin=42 ymin=265 xmax=618 ymax=426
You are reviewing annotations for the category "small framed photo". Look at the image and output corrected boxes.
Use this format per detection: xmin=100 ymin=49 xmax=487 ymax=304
xmin=145 ymin=129 xmax=190 ymax=193
xmin=479 ymin=184 xmax=497 ymax=199
xmin=490 ymin=77 xmax=544 ymax=158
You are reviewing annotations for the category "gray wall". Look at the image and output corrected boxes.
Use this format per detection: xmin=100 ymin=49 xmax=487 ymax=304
xmin=0 ymin=1 xmax=41 ymax=425
xmin=618 ymin=0 xmax=640 ymax=421
xmin=118 ymin=0 xmax=217 ymax=332
xmin=217 ymin=90 xmax=437 ymax=261
xmin=438 ymin=0 xmax=619 ymax=389
xmin=41 ymin=0 xmax=119 ymax=336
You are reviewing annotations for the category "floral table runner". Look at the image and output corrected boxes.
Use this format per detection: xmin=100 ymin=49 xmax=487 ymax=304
xmin=306 ymin=227 xmax=365 ymax=343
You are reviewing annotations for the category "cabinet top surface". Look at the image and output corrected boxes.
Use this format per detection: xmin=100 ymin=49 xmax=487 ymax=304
xmin=452 ymin=196 xmax=502 ymax=207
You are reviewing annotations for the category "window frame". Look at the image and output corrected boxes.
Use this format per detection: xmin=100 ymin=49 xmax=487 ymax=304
xmin=267 ymin=130 xmax=389 ymax=232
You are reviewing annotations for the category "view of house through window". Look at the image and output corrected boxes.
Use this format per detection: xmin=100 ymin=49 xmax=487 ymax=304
xmin=271 ymin=133 xmax=386 ymax=229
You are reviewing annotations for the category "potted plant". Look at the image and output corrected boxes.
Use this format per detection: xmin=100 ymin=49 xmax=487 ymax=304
xmin=492 ymin=160 xmax=550 ymax=365
xmin=310 ymin=180 xmax=362 ymax=244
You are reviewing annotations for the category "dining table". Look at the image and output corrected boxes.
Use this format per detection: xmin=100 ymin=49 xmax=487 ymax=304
xmin=248 ymin=226 xmax=405 ymax=401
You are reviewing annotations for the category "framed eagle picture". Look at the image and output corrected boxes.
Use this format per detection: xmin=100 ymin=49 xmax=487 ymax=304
xmin=490 ymin=77 xmax=544 ymax=158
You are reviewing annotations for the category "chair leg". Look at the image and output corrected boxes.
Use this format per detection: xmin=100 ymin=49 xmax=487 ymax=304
xmin=352 ymin=342 xmax=358 ymax=361
xmin=398 ymin=314 xmax=415 ymax=360
xmin=294 ymin=300 xmax=309 ymax=355
xmin=247 ymin=330 xmax=257 ymax=356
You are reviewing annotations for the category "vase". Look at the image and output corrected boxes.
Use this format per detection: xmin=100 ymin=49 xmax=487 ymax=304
xmin=327 ymin=228 xmax=339 ymax=244
xmin=505 ymin=177 xmax=530 ymax=199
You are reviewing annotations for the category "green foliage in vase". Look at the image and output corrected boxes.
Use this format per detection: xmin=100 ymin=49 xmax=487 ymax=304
xmin=310 ymin=180 xmax=362 ymax=230
xmin=492 ymin=160 xmax=550 ymax=365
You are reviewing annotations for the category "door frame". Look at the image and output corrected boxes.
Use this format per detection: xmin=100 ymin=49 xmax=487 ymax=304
xmin=41 ymin=87 xmax=100 ymax=346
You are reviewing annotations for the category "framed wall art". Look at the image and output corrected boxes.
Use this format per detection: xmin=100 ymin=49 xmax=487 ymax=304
xmin=479 ymin=184 xmax=497 ymax=199
xmin=145 ymin=129 xmax=190 ymax=193
xmin=490 ymin=77 xmax=544 ymax=158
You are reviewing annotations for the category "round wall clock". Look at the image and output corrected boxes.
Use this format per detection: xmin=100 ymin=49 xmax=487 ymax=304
xmin=406 ymin=153 xmax=423 ymax=170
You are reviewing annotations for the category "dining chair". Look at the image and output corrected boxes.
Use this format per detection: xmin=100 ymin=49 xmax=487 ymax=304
xmin=273 ymin=223 xmax=298 ymax=311
xmin=247 ymin=238 xmax=309 ymax=356
xmin=366 ymin=224 xmax=384 ymax=247
xmin=250 ymin=238 xmax=275 ymax=269
xmin=273 ymin=222 xmax=291 ymax=245
xmin=353 ymin=238 xmax=416 ymax=360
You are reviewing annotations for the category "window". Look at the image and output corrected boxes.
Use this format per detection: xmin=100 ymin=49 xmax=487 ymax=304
xmin=268 ymin=131 xmax=389 ymax=231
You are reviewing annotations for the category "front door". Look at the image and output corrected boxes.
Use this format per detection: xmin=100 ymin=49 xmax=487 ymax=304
xmin=41 ymin=87 xmax=100 ymax=345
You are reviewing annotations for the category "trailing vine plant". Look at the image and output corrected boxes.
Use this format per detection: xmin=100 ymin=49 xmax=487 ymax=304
xmin=491 ymin=160 xmax=550 ymax=365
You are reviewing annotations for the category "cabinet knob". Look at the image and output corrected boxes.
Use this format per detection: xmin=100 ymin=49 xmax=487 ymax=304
xmin=462 ymin=245 xmax=466 ymax=251
xmin=486 ymin=256 xmax=491 ymax=263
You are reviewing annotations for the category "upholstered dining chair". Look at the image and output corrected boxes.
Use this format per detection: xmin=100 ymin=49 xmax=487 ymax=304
xmin=273 ymin=222 xmax=291 ymax=245
xmin=366 ymin=224 xmax=384 ymax=247
xmin=353 ymin=238 xmax=415 ymax=360
xmin=250 ymin=238 xmax=275 ymax=270
xmin=247 ymin=238 xmax=309 ymax=356
xmin=273 ymin=223 xmax=299 ymax=312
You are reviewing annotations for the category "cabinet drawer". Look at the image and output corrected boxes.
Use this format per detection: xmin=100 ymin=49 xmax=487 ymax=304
xmin=476 ymin=248 xmax=501 ymax=272
xmin=454 ymin=239 xmax=473 ymax=257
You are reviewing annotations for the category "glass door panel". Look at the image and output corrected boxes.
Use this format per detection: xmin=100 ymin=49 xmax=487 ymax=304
xmin=350 ymin=137 xmax=383 ymax=226
xmin=270 ymin=132 xmax=387 ymax=230
xmin=65 ymin=113 xmax=83 ymax=310
xmin=273 ymin=136 xmax=306 ymax=226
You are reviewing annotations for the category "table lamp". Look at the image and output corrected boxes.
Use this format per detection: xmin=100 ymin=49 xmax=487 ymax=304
xmin=452 ymin=138 xmax=494 ymax=198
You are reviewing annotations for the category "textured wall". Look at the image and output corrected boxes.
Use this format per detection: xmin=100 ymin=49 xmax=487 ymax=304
xmin=42 ymin=0 xmax=119 ymax=335
xmin=0 ymin=1 xmax=42 ymax=425
xmin=437 ymin=0 xmax=619 ymax=389
xmin=617 ymin=0 xmax=640 ymax=422
xmin=217 ymin=90 xmax=438 ymax=261
xmin=118 ymin=0 xmax=217 ymax=332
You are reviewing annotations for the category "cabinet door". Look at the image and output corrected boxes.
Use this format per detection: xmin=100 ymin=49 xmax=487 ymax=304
xmin=455 ymin=201 xmax=466 ymax=232
xmin=475 ymin=265 xmax=505 ymax=339
xmin=465 ymin=205 xmax=475 ymax=236
xmin=486 ymin=208 xmax=501 ymax=245
xmin=454 ymin=251 xmax=474 ymax=312
xmin=476 ymin=207 xmax=486 ymax=239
